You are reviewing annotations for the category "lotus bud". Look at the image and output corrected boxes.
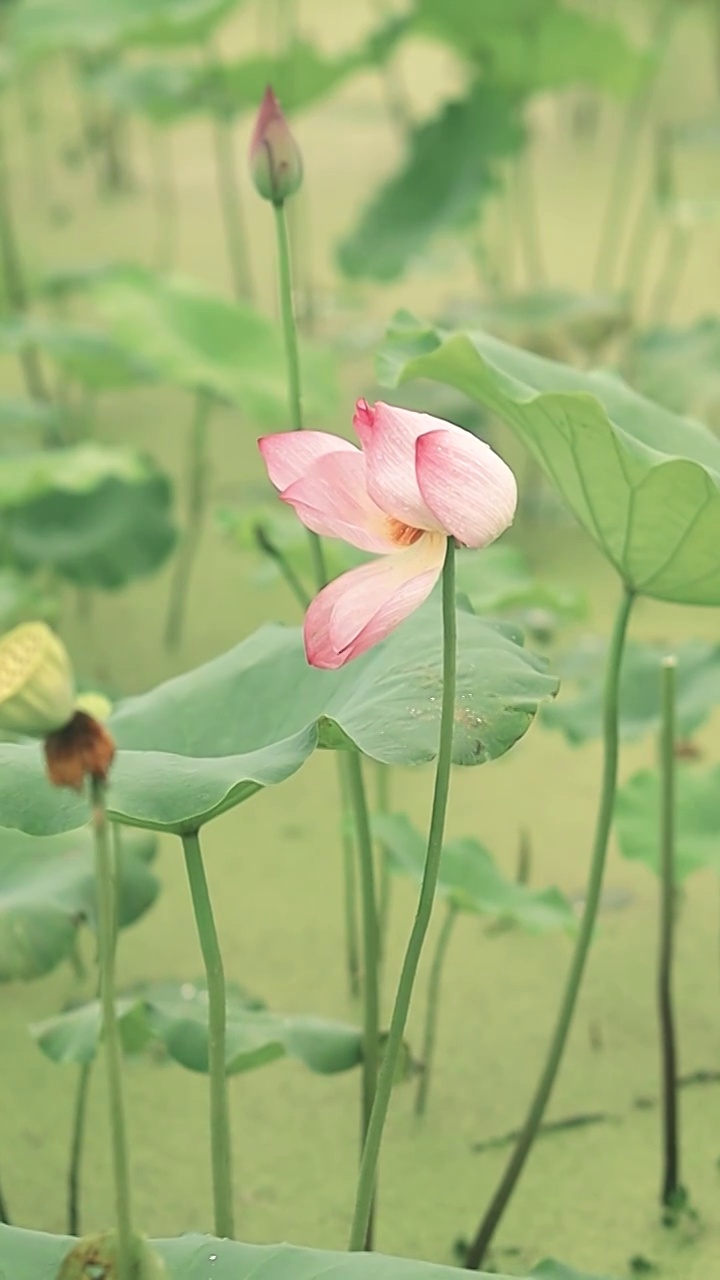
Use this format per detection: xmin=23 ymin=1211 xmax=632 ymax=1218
xmin=249 ymin=85 xmax=303 ymax=205
xmin=0 ymin=622 xmax=75 ymax=737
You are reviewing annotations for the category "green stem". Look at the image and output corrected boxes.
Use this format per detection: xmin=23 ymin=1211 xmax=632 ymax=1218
xmin=0 ymin=1171 xmax=10 ymax=1225
xmin=465 ymin=585 xmax=635 ymax=1270
xmin=415 ymin=904 xmax=457 ymax=1117
xmin=149 ymin=127 xmax=177 ymax=273
xmin=375 ymin=762 xmax=392 ymax=958
xmin=212 ymin=115 xmax=254 ymax=301
xmin=647 ymin=222 xmax=692 ymax=325
xmin=0 ymin=118 xmax=50 ymax=402
xmin=91 ymin=778 xmax=133 ymax=1280
xmin=182 ymin=831 xmax=235 ymax=1239
xmin=516 ymin=828 xmax=531 ymax=885
xmin=67 ymin=1061 xmax=93 ymax=1236
xmin=592 ymin=1 xmax=675 ymax=292
xmin=659 ymin=655 xmax=679 ymax=1207
xmin=253 ymin=523 xmax=312 ymax=611
xmin=348 ymin=539 xmax=458 ymax=1251
xmin=164 ymin=392 xmax=213 ymax=651
xmin=338 ymin=755 xmax=361 ymax=999
xmin=272 ymin=198 xmax=327 ymax=588
xmin=345 ymin=752 xmax=379 ymax=1249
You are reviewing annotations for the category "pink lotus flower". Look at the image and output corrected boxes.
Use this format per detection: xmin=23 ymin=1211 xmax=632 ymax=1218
xmin=249 ymin=85 xmax=303 ymax=205
xmin=258 ymin=400 xmax=518 ymax=669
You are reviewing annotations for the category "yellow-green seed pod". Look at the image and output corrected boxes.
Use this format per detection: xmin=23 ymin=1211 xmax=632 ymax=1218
xmin=75 ymin=690 xmax=113 ymax=722
xmin=0 ymin=622 xmax=75 ymax=737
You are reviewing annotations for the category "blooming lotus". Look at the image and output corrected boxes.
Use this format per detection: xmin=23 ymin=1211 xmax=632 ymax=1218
xmin=259 ymin=400 xmax=518 ymax=669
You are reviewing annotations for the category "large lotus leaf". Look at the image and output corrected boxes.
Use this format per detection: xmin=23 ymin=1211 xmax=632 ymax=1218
xmin=7 ymin=0 xmax=240 ymax=59
xmin=543 ymin=640 xmax=720 ymax=744
xmin=378 ymin=311 xmax=720 ymax=604
xmin=0 ymin=1225 xmax=525 ymax=1280
xmin=0 ymin=825 xmax=159 ymax=981
xmin=615 ymin=764 xmax=720 ymax=882
xmin=32 ymin=979 xmax=363 ymax=1075
xmin=78 ymin=264 xmax=338 ymax=425
xmin=627 ymin=320 xmax=720 ymax=428
xmin=0 ymin=317 xmax=157 ymax=391
xmin=375 ymin=812 xmax=573 ymax=931
xmin=442 ymin=290 xmax=630 ymax=361
xmin=338 ymin=82 xmax=525 ymax=282
xmin=83 ymin=60 xmax=203 ymax=124
xmin=0 ymin=567 xmax=61 ymax=630
xmin=532 ymin=1264 xmax=613 ymax=1280
xmin=0 ymin=395 xmax=65 ymax=440
xmin=0 ymin=446 xmax=177 ymax=589
xmin=0 ymin=602 xmax=557 ymax=836
xmin=455 ymin=545 xmax=583 ymax=620
xmin=195 ymin=42 xmax=362 ymax=120
xmin=411 ymin=0 xmax=649 ymax=95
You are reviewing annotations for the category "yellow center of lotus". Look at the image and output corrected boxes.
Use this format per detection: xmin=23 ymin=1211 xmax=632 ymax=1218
xmin=0 ymin=624 xmax=47 ymax=702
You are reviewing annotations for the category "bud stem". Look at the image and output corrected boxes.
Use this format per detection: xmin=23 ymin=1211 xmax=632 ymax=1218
xmin=272 ymin=198 xmax=327 ymax=588
xmin=91 ymin=778 xmax=133 ymax=1280
xmin=212 ymin=115 xmax=254 ymax=302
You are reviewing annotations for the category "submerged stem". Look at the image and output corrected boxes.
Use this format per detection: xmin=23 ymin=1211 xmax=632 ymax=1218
xmin=415 ymin=904 xmax=457 ymax=1117
xmin=182 ymin=831 xmax=234 ymax=1239
xmin=348 ymin=540 xmax=457 ymax=1251
xmin=91 ymin=779 xmax=133 ymax=1280
xmin=164 ymin=391 xmax=213 ymax=651
xmin=659 ymin=656 xmax=680 ymax=1207
xmin=465 ymin=585 xmax=635 ymax=1270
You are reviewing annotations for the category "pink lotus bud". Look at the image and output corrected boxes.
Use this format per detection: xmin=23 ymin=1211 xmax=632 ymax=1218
xmin=249 ymin=85 xmax=303 ymax=205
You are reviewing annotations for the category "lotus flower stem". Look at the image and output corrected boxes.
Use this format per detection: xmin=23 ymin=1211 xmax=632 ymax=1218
xmin=345 ymin=752 xmax=380 ymax=1248
xmin=212 ymin=116 xmax=254 ymax=302
xmin=91 ymin=778 xmax=133 ymax=1279
xmin=465 ymin=585 xmax=635 ymax=1269
xmin=0 ymin=118 xmax=50 ymax=403
xmin=67 ymin=1061 xmax=93 ymax=1235
xmin=338 ymin=757 xmax=361 ymax=999
xmin=658 ymin=656 xmax=680 ymax=1208
xmin=182 ymin=830 xmax=234 ymax=1239
xmin=149 ymin=127 xmax=178 ymax=273
xmin=348 ymin=538 xmax=457 ymax=1251
xmin=647 ymin=221 xmax=692 ymax=327
xmin=164 ymin=391 xmax=214 ymax=651
xmin=592 ymin=0 xmax=675 ymax=292
xmin=375 ymin=762 xmax=393 ymax=960
xmin=415 ymin=903 xmax=457 ymax=1117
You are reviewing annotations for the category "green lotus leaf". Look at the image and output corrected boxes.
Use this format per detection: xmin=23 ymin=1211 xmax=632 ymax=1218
xmin=455 ymin=545 xmax=584 ymax=620
xmin=0 ymin=316 xmax=157 ymax=391
xmin=0 ymin=602 xmax=557 ymax=836
xmin=615 ymin=764 xmax=720 ymax=881
xmin=338 ymin=82 xmax=525 ymax=282
xmin=531 ymin=1263 xmax=614 ymax=1280
xmin=378 ymin=311 xmax=720 ymax=604
xmin=0 ymin=395 xmax=65 ymax=439
xmin=195 ymin=42 xmax=361 ymax=119
xmin=0 ymin=567 xmax=61 ymax=630
xmin=543 ymin=640 xmax=720 ymax=744
xmin=0 ymin=445 xmax=176 ymax=589
xmin=0 ymin=825 xmax=159 ymax=981
xmin=7 ymin=0 xmax=241 ymax=59
xmin=32 ymin=979 xmax=363 ymax=1075
xmin=375 ymin=812 xmax=573 ymax=930
xmin=0 ymin=1223 xmax=530 ymax=1279
xmin=76 ymin=264 xmax=338 ymax=425
xmin=412 ymin=0 xmax=650 ymax=95
xmin=442 ymin=289 xmax=629 ymax=361
xmin=82 ymin=60 xmax=202 ymax=124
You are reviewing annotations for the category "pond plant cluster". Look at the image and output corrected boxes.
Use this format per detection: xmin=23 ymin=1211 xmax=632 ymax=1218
xmin=1 ymin=0 xmax=720 ymax=1278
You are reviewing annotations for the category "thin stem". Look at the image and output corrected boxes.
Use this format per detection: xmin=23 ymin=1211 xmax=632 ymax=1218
xmin=91 ymin=778 xmax=133 ymax=1280
xmin=182 ymin=832 xmax=234 ymax=1238
xmin=149 ymin=127 xmax=177 ymax=273
xmin=253 ymin=523 xmax=311 ymax=610
xmin=647 ymin=222 xmax=692 ymax=326
xmin=0 ymin=1172 xmax=10 ymax=1225
xmin=212 ymin=115 xmax=254 ymax=301
xmin=620 ymin=182 xmax=659 ymax=310
xmin=375 ymin=762 xmax=392 ymax=958
xmin=272 ymin=198 xmax=327 ymax=588
xmin=465 ymin=585 xmax=635 ymax=1270
xmin=67 ymin=1061 xmax=93 ymax=1235
xmin=0 ymin=117 xmax=49 ymax=402
xmin=345 ymin=751 xmax=379 ymax=1250
xmin=348 ymin=539 xmax=458 ymax=1251
xmin=659 ymin=655 xmax=679 ymax=1207
xmin=338 ymin=755 xmax=362 ymax=999
xmin=592 ymin=1 xmax=675 ymax=292
xmin=415 ymin=904 xmax=457 ymax=1116
xmin=164 ymin=392 xmax=213 ymax=651
xmin=516 ymin=828 xmax=532 ymax=885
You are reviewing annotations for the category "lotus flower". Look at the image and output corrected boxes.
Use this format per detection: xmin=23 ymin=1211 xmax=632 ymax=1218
xmin=259 ymin=400 xmax=518 ymax=668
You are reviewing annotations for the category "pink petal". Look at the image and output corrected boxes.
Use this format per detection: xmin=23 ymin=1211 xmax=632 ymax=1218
xmin=281 ymin=451 xmax=398 ymax=553
xmin=304 ymin=533 xmax=446 ymax=669
xmin=353 ymin=399 xmax=462 ymax=531
xmin=415 ymin=429 xmax=517 ymax=548
xmin=258 ymin=431 xmax=356 ymax=492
